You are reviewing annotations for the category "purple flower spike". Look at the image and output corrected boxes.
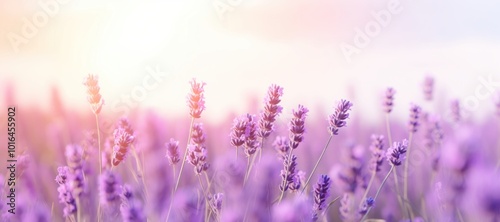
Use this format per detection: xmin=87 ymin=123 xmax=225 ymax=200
xmin=451 ymin=99 xmax=461 ymax=122
xmin=99 ymin=170 xmax=121 ymax=205
xmin=258 ymin=84 xmax=284 ymax=138
xmin=408 ymin=104 xmax=422 ymax=133
xmin=187 ymin=78 xmax=206 ymax=119
xmin=230 ymin=116 xmax=247 ymax=147
xmin=83 ymin=74 xmax=104 ymax=114
xmin=279 ymin=154 xmax=298 ymax=192
xmin=313 ymin=175 xmax=331 ymax=212
xmin=166 ymin=138 xmax=180 ymax=165
xmin=369 ymin=135 xmax=385 ymax=172
xmin=386 ymin=139 xmax=408 ymax=166
xmin=191 ymin=123 xmax=206 ymax=145
xmin=289 ymin=104 xmax=309 ymax=149
xmin=423 ymin=76 xmax=434 ymax=101
xmin=328 ymin=100 xmax=353 ymax=136
xmin=120 ymin=185 xmax=146 ymax=222
xmin=273 ymin=136 xmax=290 ymax=158
xmin=187 ymin=144 xmax=209 ymax=174
xmin=384 ymin=88 xmax=396 ymax=113
xmin=244 ymin=114 xmax=260 ymax=156
xmin=112 ymin=128 xmax=134 ymax=167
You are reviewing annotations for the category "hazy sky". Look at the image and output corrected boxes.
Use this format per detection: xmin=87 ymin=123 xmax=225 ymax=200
xmin=1 ymin=0 xmax=499 ymax=123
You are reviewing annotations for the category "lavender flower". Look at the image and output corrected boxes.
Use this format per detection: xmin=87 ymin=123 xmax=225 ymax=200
xmin=423 ymin=76 xmax=434 ymax=101
xmin=289 ymin=104 xmax=308 ymax=149
xmin=191 ymin=123 xmax=206 ymax=145
xmin=279 ymin=154 xmax=298 ymax=192
xmin=369 ymin=135 xmax=385 ymax=172
xmin=120 ymin=185 xmax=146 ymax=222
xmin=313 ymin=175 xmax=331 ymax=212
xmin=55 ymin=166 xmax=70 ymax=185
xmin=338 ymin=145 xmax=364 ymax=193
xmin=244 ymin=114 xmax=260 ymax=156
xmin=187 ymin=78 xmax=206 ymax=119
xmin=230 ymin=115 xmax=247 ymax=147
xmin=117 ymin=118 xmax=136 ymax=143
xmin=99 ymin=170 xmax=121 ymax=205
xmin=386 ymin=140 xmax=408 ymax=166
xmin=209 ymin=193 xmax=224 ymax=214
xmin=273 ymin=136 xmax=290 ymax=158
xmin=339 ymin=193 xmax=359 ymax=221
xmin=83 ymin=74 xmax=104 ymax=114
xmin=187 ymin=123 xmax=210 ymax=174
xmin=328 ymin=100 xmax=353 ymax=135
xmin=112 ymin=128 xmax=135 ymax=167
xmin=187 ymin=144 xmax=209 ymax=174
xmin=56 ymin=168 xmax=77 ymax=217
xmin=165 ymin=138 xmax=180 ymax=165
xmin=258 ymin=84 xmax=284 ymax=138
xmin=383 ymin=87 xmax=395 ymax=113
xmin=289 ymin=170 xmax=305 ymax=192
xmin=57 ymin=183 xmax=77 ymax=217
xmin=451 ymin=99 xmax=461 ymax=122
xmin=408 ymin=104 xmax=422 ymax=133
xmin=65 ymin=144 xmax=85 ymax=196
xmin=358 ymin=197 xmax=375 ymax=215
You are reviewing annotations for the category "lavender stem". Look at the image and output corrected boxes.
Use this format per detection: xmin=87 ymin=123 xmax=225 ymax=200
xmin=174 ymin=117 xmax=194 ymax=192
xmin=360 ymin=165 xmax=395 ymax=222
xmin=301 ymin=135 xmax=333 ymax=195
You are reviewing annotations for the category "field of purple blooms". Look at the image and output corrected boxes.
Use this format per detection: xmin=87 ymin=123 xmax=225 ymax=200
xmin=1 ymin=74 xmax=500 ymax=222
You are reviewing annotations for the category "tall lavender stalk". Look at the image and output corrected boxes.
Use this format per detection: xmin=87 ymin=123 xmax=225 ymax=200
xmin=174 ymin=78 xmax=206 ymax=192
xmin=243 ymin=114 xmax=260 ymax=183
xmin=230 ymin=115 xmax=247 ymax=159
xmin=56 ymin=166 xmax=77 ymax=220
xmin=423 ymin=76 xmax=434 ymax=101
xmin=83 ymin=74 xmax=104 ymax=175
xmin=278 ymin=154 xmax=298 ymax=203
xmin=361 ymin=140 xmax=408 ymax=221
xmin=256 ymin=84 xmax=284 ymax=161
xmin=312 ymin=175 xmax=331 ymax=221
xmin=403 ymin=103 xmax=421 ymax=219
xmin=289 ymin=104 xmax=309 ymax=151
xmin=301 ymin=99 xmax=352 ymax=194
xmin=360 ymin=135 xmax=385 ymax=205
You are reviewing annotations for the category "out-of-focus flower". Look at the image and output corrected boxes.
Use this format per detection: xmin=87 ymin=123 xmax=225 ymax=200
xmin=83 ymin=74 xmax=104 ymax=114
xmin=187 ymin=78 xmax=206 ymax=119
xmin=165 ymin=138 xmax=180 ymax=165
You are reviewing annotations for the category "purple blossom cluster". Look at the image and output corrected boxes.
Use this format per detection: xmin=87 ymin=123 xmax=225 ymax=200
xmin=3 ymin=75 xmax=500 ymax=222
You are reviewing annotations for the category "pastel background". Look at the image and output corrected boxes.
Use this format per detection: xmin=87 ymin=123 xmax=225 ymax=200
xmin=1 ymin=0 xmax=499 ymax=124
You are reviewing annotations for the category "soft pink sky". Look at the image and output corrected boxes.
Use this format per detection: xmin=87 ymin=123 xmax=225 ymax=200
xmin=1 ymin=0 xmax=499 ymax=123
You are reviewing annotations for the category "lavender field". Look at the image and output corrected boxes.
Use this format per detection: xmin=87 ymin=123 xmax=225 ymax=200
xmin=1 ymin=73 xmax=499 ymax=222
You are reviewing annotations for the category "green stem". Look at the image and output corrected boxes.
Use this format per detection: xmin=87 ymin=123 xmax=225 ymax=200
xmin=301 ymin=135 xmax=333 ymax=195
xmin=386 ymin=114 xmax=393 ymax=146
xmin=393 ymin=169 xmax=405 ymax=214
xmin=360 ymin=165 xmax=395 ymax=222
xmin=95 ymin=114 xmax=102 ymax=222
xmin=403 ymin=132 xmax=415 ymax=220
xmin=244 ymin=156 xmax=251 ymax=184
xmin=174 ymin=118 xmax=194 ymax=192
xmin=360 ymin=170 xmax=376 ymax=207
